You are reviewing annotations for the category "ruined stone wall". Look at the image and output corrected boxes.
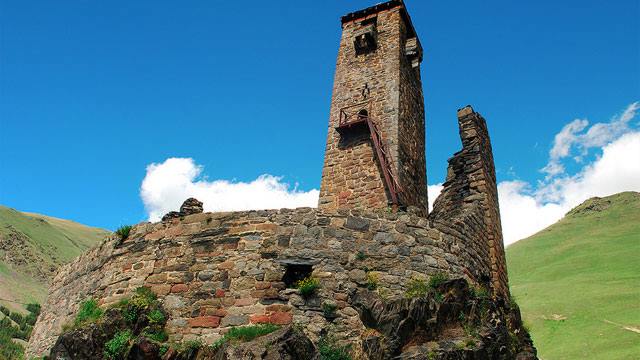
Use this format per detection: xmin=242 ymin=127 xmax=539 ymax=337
xmin=319 ymin=3 xmax=426 ymax=212
xmin=28 ymin=208 xmax=479 ymax=357
xmin=430 ymin=106 xmax=509 ymax=298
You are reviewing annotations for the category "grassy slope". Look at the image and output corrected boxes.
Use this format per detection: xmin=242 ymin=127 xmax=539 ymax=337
xmin=0 ymin=206 xmax=108 ymax=311
xmin=507 ymin=192 xmax=640 ymax=360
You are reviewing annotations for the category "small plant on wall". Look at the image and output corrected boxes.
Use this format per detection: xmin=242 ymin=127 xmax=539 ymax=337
xmin=296 ymin=276 xmax=321 ymax=297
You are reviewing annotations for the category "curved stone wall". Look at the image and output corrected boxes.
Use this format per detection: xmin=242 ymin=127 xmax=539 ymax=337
xmin=27 ymin=207 xmax=483 ymax=357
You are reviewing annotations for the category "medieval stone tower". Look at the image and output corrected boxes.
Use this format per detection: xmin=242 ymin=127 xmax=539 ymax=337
xmin=319 ymin=0 xmax=428 ymax=212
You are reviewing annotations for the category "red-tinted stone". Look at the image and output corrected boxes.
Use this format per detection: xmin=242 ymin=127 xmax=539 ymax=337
xmin=188 ymin=316 xmax=220 ymax=328
xmin=249 ymin=314 xmax=270 ymax=324
xmin=235 ymin=298 xmax=256 ymax=307
xmin=269 ymin=312 xmax=292 ymax=325
xmin=170 ymin=284 xmax=189 ymax=293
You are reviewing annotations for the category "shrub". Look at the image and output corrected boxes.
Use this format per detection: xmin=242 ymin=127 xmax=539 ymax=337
xmin=147 ymin=309 xmax=166 ymax=325
xmin=115 ymin=225 xmax=133 ymax=242
xmin=322 ymin=302 xmax=338 ymax=318
xmin=366 ymin=272 xmax=379 ymax=290
xmin=143 ymin=329 xmax=168 ymax=343
xmin=26 ymin=303 xmax=41 ymax=316
xmin=318 ymin=335 xmax=352 ymax=360
xmin=73 ymin=298 xmax=104 ymax=328
xmin=428 ymin=273 xmax=448 ymax=289
xmin=405 ymin=278 xmax=429 ymax=298
xmin=122 ymin=286 xmax=158 ymax=324
xmin=356 ymin=251 xmax=366 ymax=260
xmin=104 ymin=330 xmax=132 ymax=359
xmin=296 ymin=277 xmax=320 ymax=297
xmin=159 ymin=344 xmax=170 ymax=357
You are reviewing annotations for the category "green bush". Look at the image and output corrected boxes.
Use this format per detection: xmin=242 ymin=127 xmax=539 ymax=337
xmin=121 ymin=287 xmax=158 ymax=324
xmin=147 ymin=309 xmax=165 ymax=325
xmin=428 ymin=273 xmax=448 ymax=289
xmin=104 ymin=330 xmax=132 ymax=359
xmin=143 ymin=329 xmax=168 ymax=343
xmin=296 ymin=277 xmax=320 ymax=297
xmin=115 ymin=225 xmax=133 ymax=242
xmin=159 ymin=344 xmax=169 ymax=357
xmin=73 ymin=298 xmax=104 ymax=328
xmin=366 ymin=272 xmax=379 ymax=290
xmin=0 ymin=330 xmax=24 ymax=360
xmin=318 ymin=335 xmax=352 ymax=360
xmin=405 ymin=278 xmax=429 ymax=298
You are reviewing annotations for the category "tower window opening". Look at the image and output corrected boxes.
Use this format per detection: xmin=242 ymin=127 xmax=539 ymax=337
xmin=358 ymin=109 xmax=369 ymax=119
xmin=282 ymin=263 xmax=313 ymax=288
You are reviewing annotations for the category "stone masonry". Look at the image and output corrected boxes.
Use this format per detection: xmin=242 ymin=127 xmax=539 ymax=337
xmin=319 ymin=0 xmax=428 ymax=212
xmin=431 ymin=106 xmax=509 ymax=298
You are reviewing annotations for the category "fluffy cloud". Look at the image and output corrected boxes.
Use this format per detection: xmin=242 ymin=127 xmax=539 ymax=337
xmin=140 ymin=158 xmax=319 ymax=221
xmin=499 ymin=131 xmax=640 ymax=244
xmin=543 ymin=102 xmax=639 ymax=176
xmin=427 ymin=184 xmax=444 ymax=212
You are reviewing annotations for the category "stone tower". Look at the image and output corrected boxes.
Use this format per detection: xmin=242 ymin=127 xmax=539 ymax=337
xmin=319 ymin=0 xmax=428 ymax=212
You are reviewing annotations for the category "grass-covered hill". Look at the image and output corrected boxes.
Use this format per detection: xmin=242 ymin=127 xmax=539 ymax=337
xmin=507 ymin=192 xmax=640 ymax=360
xmin=0 ymin=205 xmax=108 ymax=312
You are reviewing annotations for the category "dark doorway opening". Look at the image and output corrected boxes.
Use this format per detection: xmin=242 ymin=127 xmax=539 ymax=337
xmin=282 ymin=264 xmax=313 ymax=288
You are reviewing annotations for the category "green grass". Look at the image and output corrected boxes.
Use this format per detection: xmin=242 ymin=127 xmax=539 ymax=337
xmin=507 ymin=192 xmax=640 ymax=360
xmin=318 ymin=335 xmax=352 ymax=360
xmin=212 ymin=324 xmax=280 ymax=349
xmin=0 ymin=205 xmax=108 ymax=312
xmin=70 ymin=298 xmax=104 ymax=329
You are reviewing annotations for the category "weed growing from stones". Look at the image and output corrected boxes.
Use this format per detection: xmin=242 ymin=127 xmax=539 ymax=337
xmin=147 ymin=309 xmax=166 ymax=325
xmin=404 ymin=278 xmax=429 ymax=298
xmin=356 ymin=251 xmax=366 ymax=260
xmin=114 ymin=225 xmax=133 ymax=243
xmin=70 ymin=298 xmax=103 ymax=329
xmin=428 ymin=273 xmax=448 ymax=288
xmin=211 ymin=323 xmax=280 ymax=349
xmin=143 ymin=329 xmax=168 ymax=342
xmin=296 ymin=277 xmax=321 ymax=297
xmin=322 ymin=302 xmax=338 ymax=318
xmin=104 ymin=329 xmax=132 ymax=359
xmin=366 ymin=272 xmax=379 ymax=290
xmin=318 ymin=335 xmax=352 ymax=360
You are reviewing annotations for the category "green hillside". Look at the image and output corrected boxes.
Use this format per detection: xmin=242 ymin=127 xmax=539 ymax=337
xmin=507 ymin=192 xmax=640 ymax=360
xmin=0 ymin=206 xmax=108 ymax=312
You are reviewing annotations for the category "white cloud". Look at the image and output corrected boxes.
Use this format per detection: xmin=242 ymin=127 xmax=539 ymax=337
xmin=499 ymin=100 xmax=640 ymax=245
xmin=543 ymin=102 xmax=639 ymax=177
xmin=140 ymin=158 xmax=319 ymax=222
xmin=427 ymin=183 xmax=444 ymax=212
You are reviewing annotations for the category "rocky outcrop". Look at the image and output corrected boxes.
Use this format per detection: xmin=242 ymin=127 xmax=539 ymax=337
xmin=162 ymin=198 xmax=204 ymax=222
xmin=201 ymin=326 xmax=316 ymax=359
xmin=354 ymin=279 xmax=536 ymax=359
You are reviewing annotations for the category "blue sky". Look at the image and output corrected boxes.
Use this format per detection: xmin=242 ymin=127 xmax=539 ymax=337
xmin=1 ymin=1 xmax=639 ymax=242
